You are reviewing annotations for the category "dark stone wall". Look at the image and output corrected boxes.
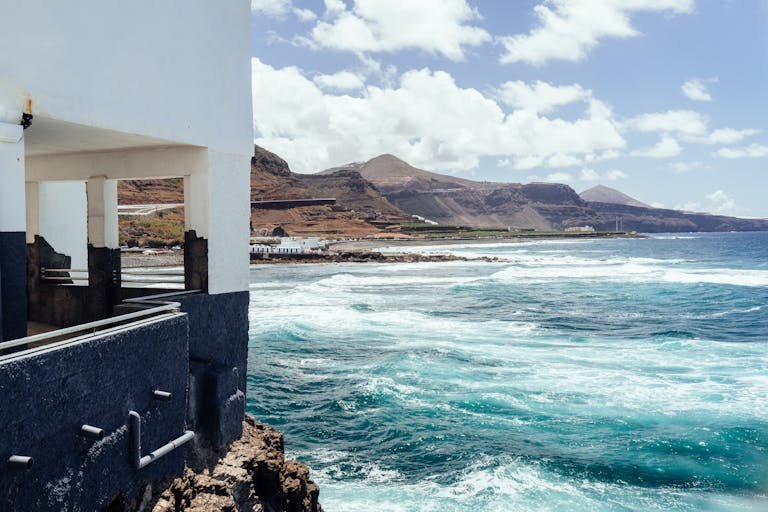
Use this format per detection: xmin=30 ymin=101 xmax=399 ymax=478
xmin=0 ymin=314 xmax=190 ymax=511
xmin=0 ymin=232 xmax=27 ymax=341
xmin=175 ymin=292 xmax=249 ymax=449
xmin=26 ymin=240 xmax=123 ymax=328
xmin=183 ymin=231 xmax=207 ymax=293
xmin=87 ymin=245 xmax=122 ymax=321
xmin=27 ymin=236 xmax=88 ymax=328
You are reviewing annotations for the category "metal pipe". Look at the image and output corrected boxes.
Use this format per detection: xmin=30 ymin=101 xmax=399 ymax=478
xmin=152 ymin=390 xmax=172 ymax=401
xmin=81 ymin=424 xmax=105 ymax=439
xmin=121 ymin=279 xmax=184 ymax=283
xmin=128 ymin=411 xmax=142 ymax=469
xmin=123 ymin=290 xmax=200 ymax=303
xmin=139 ymin=431 xmax=195 ymax=468
xmin=0 ymin=303 xmax=181 ymax=352
xmin=40 ymin=268 xmax=89 ymax=273
xmin=8 ymin=455 xmax=33 ymax=470
xmin=128 ymin=410 xmax=194 ymax=469
xmin=121 ymin=271 xmax=184 ymax=276
xmin=41 ymin=276 xmax=90 ymax=282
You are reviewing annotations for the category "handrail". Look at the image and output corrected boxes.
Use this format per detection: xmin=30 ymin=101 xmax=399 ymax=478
xmin=41 ymin=268 xmax=88 ymax=273
xmin=0 ymin=303 xmax=181 ymax=352
xmin=121 ymin=270 xmax=184 ymax=276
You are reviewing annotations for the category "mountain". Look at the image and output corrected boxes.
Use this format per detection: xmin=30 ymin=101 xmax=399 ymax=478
xmin=578 ymin=184 xmax=768 ymax=232
xmin=324 ymin=154 xmax=480 ymax=192
xmin=248 ymin=146 xmax=406 ymax=236
xmin=328 ymin=154 xmax=768 ymax=233
xmin=580 ymin=185 xmax=651 ymax=208
xmin=325 ymin=154 xmax=595 ymax=230
xmin=118 ymin=148 xmax=768 ymax=244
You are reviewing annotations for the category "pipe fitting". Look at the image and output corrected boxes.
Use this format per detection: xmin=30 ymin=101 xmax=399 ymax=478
xmin=152 ymin=389 xmax=172 ymax=401
xmin=8 ymin=455 xmax=33 ymax=470
xmin=81 ymin=424 xmax=105 ymax=440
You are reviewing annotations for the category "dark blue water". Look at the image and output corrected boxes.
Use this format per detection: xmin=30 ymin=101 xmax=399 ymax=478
xmin=247 ymin=232 xmax=768 ymax=511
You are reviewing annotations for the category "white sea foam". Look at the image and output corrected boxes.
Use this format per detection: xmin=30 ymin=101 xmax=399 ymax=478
xmin=317 ymin=455 xmax=767 ymax=512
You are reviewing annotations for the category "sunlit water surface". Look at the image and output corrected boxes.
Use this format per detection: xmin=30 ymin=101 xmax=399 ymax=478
xmin=247 ymin=232 xmax=768 ymax=511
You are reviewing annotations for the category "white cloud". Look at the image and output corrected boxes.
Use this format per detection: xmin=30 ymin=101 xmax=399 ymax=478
xmin=604 ymin=169 xmax=628 ymax=180
xmin=674 ymin=201 xmax=701 ymax=212
xmin=706 ymin=128 xmax=759 ymax=145
xmin=499 ymin=0 xmax=695 ymax=65
xmin=714 ymin=143 xmax=768 ymax=159
xmin=497 ymin=81 xmax=590 ymax=113
xmin=313 ymin=71 xmax=366 ymax=91
xmin=324 ymin=0 xmax=347 ymax=15
xmin=626 ymin=110 xmax=708 ymax=136
xmin=251 ymin=0 xmax=292 ymax=17
xmin=545 ymin=172 xmax=575 ymax=182
xmin=706 ymin=190 xmax=736 ymax=214
xmin=293 ymin=8 xmax=317 ymax=22
xmin=251 ymin=59 xmax=626 ymax=173
xmin=671 ymin=161 xmax=708 ymax=173
xmin=681 ymin=78 xmax=713 ymax=102
xmin=632 ymin=136 xmax=682 ymax=158
xmin=579 ymin=168 xmax=627 ymax=181
xmin=308 ymin=0 xmax=491 ymax=61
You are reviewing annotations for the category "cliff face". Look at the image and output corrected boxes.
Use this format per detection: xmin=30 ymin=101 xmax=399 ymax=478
xmin=145 ymin=416 xmax=322 ymax=512
xmin=586 ymin=202 xmax=768 ymax=232
xmin=249 ymin=146 xmax=406 ymax=236
xmin=118 ymin=148 xmax=768 ymax=238
xmin=336 ymin=155 xmax=595 ymax=230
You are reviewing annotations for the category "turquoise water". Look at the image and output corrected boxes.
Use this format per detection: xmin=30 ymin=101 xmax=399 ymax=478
xmin=247 ymin=232 xmax=768 ymax=511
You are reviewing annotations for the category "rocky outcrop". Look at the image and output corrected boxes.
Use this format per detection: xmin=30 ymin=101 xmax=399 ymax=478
xmin=146 ymin=416 xmax=322 ymax=512
xmin=252 ymin=250 xmax=504 ymax=264
xmin=586 ymin=201 xmax=768 ymax=233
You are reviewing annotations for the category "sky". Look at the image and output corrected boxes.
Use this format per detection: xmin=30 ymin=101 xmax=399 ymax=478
xmin=250 ymin=0 xmax=768 ymax=217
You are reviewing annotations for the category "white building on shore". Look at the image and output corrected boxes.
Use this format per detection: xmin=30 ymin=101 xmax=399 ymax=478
xmin=0 ymin=1 xmax=255 ymax=509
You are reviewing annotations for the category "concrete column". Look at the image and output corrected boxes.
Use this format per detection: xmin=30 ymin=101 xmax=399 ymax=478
xmin=86 ymin=177 xmax=120 ymax=319
xmin=25 ymin=182 xmax=39 ymax=244
xmin=183 ymin=173 xmax=209 ymax=292
xmin=0 ymin=122 xmax=27 ymax=340
xmin=183 ymin=150 xmax=250 ymax=295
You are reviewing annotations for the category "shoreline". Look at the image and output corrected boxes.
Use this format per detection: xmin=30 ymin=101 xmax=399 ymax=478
xmin=250 ymin=251 xmax=505 ymax=265
xmin=329 ymin=232 xmax=641 ymax=251
xmin=122 ymin=233 xmax=641 ymax=267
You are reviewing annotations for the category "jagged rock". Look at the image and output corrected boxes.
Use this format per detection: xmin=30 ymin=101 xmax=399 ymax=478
xmin=146 ymin=416 xmax=321 ymax=512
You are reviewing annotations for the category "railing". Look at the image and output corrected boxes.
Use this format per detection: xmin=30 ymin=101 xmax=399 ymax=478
xmin=0 ymin=290 xmax=200 ymax=358
xmin=41 ymin=267 xmax=185 ymax=288
xmin=40 ymin=268 xmax=89 ymax=283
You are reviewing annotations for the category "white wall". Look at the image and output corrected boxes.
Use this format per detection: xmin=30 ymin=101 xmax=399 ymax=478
xmin=39 ymin=182 xmax=88 ymax=271
xmin=0 ymin=125 xmax=25 ymax=232
xmin=0 ymin=0 xmax=253 ymax=295
xmin=0 ymin=0 xmax=253 ymax=156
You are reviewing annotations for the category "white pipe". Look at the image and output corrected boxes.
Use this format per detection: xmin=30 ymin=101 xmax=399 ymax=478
xmin=128 ymin=410 xmax=194 ymax=469
xmin=0 ymin=303 xmax=180 ymax=351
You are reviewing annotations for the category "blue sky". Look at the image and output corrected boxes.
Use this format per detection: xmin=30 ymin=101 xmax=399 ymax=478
xmin=250 ymin=0 xmax=768 ymax=217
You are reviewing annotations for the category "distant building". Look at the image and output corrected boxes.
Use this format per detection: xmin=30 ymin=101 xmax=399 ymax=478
xmin=565 ymin=226 xmax=596 ymax=233
xmin=250 ymin=237 xmax=325 ymax=255
xmin=0 ymin=1 xmax=253 ymax=509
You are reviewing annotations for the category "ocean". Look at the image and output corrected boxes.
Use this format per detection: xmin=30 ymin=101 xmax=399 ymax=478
xmin=246 ymin=232 xmax=768 ymax=511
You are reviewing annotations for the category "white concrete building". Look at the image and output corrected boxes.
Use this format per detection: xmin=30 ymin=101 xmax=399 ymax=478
xmin=0 ymin=2 xmax=256 ymax=509
xmin=0 ymin=0 xmax=253 ymax=338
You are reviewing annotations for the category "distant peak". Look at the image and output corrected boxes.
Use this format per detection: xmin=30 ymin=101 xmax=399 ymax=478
xmin=580 ymin=185 xmax=651 ymax=208
xmin=366 ymin=153 xmax=407 ymax=164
